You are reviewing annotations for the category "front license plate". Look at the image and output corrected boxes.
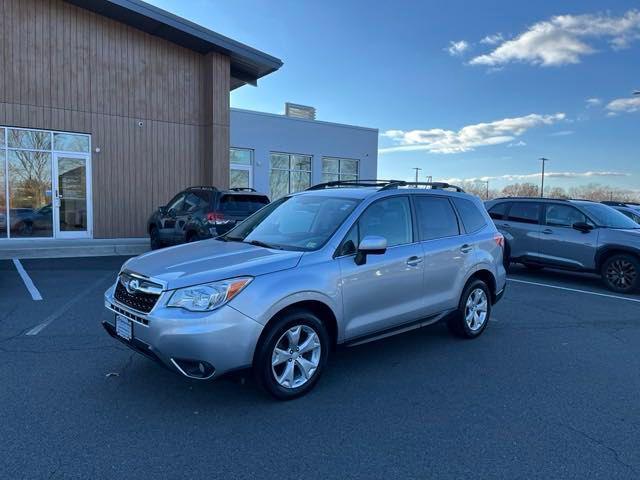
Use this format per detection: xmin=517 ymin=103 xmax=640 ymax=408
xmin=115 ymin=315 xmax=132 ymax=341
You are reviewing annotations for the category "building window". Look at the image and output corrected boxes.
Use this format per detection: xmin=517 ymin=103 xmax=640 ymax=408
xmin=322 ymin=157 xmax=358 ymax=183
xmin=230 ymin=148 xmax=253 ymax=189
xmin=269 ymin=152 xmax=312 ymax=199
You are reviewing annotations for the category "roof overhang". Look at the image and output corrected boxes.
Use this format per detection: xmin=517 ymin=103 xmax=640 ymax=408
xmin=64 ymin=0 xmax=283 ymax=89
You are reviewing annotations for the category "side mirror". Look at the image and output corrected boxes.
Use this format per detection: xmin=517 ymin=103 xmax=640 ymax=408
xmin=354 ymin=235 xmax=387 ymax=265
xmin=573 ymin=221 xmax=593 ymax=233
xmin=158 ymin=206 xmax=168 ymax=215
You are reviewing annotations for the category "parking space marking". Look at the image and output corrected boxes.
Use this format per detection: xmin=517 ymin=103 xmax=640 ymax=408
xmin=508 ymin=278 xmax=640 ymax=304
xmin=25 ymin=273 xmax=114 ymax=336
xmin=12 ymin=259 xmax=43 ymax=301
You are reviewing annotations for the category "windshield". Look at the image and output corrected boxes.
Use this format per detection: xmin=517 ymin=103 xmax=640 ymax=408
xmin=223 ymin=195 xmax=360 ymax=251
xmin=581 ymin=203 xmax=640 ymax=229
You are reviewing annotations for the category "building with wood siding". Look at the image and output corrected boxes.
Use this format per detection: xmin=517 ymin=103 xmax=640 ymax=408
xmin=0 ymin=0 xmax=282 ymax=239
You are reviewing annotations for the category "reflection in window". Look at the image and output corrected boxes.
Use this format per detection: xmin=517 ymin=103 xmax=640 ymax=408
xmin=54 ymin=133 xmax=90 ymax=153
xmin=322 ymin=157 xmax=358 ymax=183
xmin=0 ymin=127 xmax=5 ymax=148
xmin=229 ymin=148 xmax=253 ymax=189
xmin=269 ymin=153 xmax=312 ymax=199
xmin=58 ymin=157 xmax=88 ymax=232
xmin=230 ymin=148 xmax=252 ymax=166
xmin=8 ymin=129 xmax=51 ymax=150
xmin=8 ymin=151 xmax=53 ymax=237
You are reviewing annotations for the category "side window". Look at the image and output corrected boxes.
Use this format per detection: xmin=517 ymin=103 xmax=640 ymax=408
xmin=338 ymin=224 xmax=359 ymax=256
xmin=414 ymin=196 xmax=460 ymax=241
xmin=452 ymin=198 xmax=487 ymax=233
xmin=166 ymin=193 xmax=185 ymax=213
xmin=183 ymin=191 xmax=210 ymax=214
xmin=507 ymin=202 xmax=541 ymax=225
xmin=488 ymin=202 xmax=510 ymax=220
xmin=545 ymin=204 xmax=587 ymax=227
xmin=358 ymin=196 xmax=413 ymax=247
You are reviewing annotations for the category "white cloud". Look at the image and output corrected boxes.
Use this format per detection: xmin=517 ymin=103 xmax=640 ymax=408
xmin=480 ymin=33 xmax=504 ymax=45
xmin=379 ymin=113 xmax=565 ymax=154
xmin=550 ymin=130 xmax=575 ymax=136
xmin=605 ymin=96 xmax=640 ymax=115
xmin=507 ymin=140 xmax=527 ymax=147
xmin=446 ymin=40 xmax=470 ymax=56
xmin=470 ymin=10 xmax=640 ymax=67
xmin=442 ymin=171 xmax=630 ymax=183
xmin=586 ymin=97 xmax=602 ymax=107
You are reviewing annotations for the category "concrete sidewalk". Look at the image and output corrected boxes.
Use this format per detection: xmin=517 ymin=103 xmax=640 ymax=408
xmin=0 ymin=238 xmax=149 ymax=259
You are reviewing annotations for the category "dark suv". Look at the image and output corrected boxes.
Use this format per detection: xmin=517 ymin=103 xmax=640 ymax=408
xmin=148 ymin=187 xmax=269 ymax=249
xmin=485 ymin=197 xmax=640 ymax=293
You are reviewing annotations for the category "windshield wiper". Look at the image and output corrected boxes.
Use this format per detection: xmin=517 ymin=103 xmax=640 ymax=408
xmin=217 ymin=235 xmax=244 ymax=242
xmin=246 ymin=239 xmax=283 ymax=250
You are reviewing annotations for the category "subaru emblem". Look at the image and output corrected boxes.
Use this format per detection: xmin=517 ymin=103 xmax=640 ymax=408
xmin=126 ymin=278 xmax=140 ymax=294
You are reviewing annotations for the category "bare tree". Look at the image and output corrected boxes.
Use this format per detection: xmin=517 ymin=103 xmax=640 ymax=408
xmin=501 ymin=183 xmax=540 ymax=197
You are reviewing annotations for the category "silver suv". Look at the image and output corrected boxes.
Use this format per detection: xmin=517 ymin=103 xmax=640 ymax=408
xmin=486 ymin=197 xmax=640 ymax=293
xmin=104 ymin=181 xmax=506 ymax=399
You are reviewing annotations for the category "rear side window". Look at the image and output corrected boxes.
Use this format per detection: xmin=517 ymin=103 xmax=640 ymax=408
xmin=488 ymin=202 xmax=510 ymax=220
xmin=507 ymin=203 xmax=541 ymax=225
xmin=452 ymin=198 xmax=487 ymax=233
xmin=219 ymin=194 xmax=269 ymax=216
xmin=414 ymin=196 xmax=460 ymax=241
xmin=183 ymin=191 xmax=211 ymax=213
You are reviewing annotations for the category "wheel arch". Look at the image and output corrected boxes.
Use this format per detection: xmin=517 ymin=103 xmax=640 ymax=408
xmin=595 ymin=246 xmax=640 ymax=271
xmin=463 ymin=268 xmax=498 ymax=304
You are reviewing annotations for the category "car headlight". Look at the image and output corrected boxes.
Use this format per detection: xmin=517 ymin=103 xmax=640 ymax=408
xmin=167 ymin=277 xmax=253 ymax=312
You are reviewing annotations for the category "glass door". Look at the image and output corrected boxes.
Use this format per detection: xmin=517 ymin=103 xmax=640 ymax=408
xmin=53 ymin=153 xmax=92 ymax=238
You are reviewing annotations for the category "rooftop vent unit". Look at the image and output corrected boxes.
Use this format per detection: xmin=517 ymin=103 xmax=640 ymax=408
xmin=285 ymin=102 xmax=316 ymax=120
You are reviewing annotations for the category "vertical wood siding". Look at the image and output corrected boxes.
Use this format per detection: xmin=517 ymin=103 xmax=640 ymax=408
xmin=0 ymin=0 xmax=231 ymax=238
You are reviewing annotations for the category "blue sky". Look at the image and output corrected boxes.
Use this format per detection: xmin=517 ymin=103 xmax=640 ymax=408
xmin=148 ymin=0 xmax=639 ymax=191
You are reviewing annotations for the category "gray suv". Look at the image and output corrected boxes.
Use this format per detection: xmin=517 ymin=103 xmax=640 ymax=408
xmin=486 ymin=198 xmax=640 ymax=293
xmin=103 ymin=181 xmax=506 ymax=399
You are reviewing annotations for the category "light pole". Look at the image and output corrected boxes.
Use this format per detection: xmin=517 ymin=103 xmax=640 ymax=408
xmin=412 ymin=167 xmax=422 ymax=184
xmin=539 ymin=157 xmax=549 ymax=198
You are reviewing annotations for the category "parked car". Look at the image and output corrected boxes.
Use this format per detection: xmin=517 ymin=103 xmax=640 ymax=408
xmin=486 ymin=197 xmax=640 ymax=293
xmin=104 ymin=180 xmax=506 ymax=399
xmin=147 ymin=186 xmax=270 ymax=249
xmin=601 ymin=201 xmax=640 ymax=224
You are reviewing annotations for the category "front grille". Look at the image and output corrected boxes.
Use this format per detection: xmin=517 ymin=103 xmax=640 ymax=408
xmin=114 ymin=280 xmax=160 ymax=313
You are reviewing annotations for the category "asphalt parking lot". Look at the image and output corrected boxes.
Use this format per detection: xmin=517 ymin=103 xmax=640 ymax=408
xmin=1 ymin=257 xmax=640 ymax=479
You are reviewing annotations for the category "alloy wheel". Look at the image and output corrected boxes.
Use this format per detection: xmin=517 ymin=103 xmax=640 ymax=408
xmin=271 ymin=325 xmax=321 ymax=389
xmin=465 ymin=288 xmax=488 ymax=332
xmin=606 ymin=259 xmax=637 ymax=290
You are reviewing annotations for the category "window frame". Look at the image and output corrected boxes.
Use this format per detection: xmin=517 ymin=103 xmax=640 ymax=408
xmin=321 ymin=157 xmax=360 ymax=183
xmin=335 ymin=194 xmax=416 ymax=258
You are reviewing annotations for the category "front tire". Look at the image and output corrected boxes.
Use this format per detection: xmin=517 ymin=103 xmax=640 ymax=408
xmin=448 ymin=279 xmax=491 ymax=338
xmin=601 ymin=254 xmax=639 ymax=293
xmin=254 ymin=309 xmax=329 ymax=400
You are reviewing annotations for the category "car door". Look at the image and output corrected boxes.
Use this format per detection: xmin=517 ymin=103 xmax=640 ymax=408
xmin=499 ymin=201 xmax=543 ymax=262
xmin=413 ymin=195 xmax=468 ymax=315
xmin=538 ymin=203 xmax=598 ymax=269
xmin=159 ymin=192 xmax=185 ymax=243
xmin=338 ymin=196 xmax=426 ymax=340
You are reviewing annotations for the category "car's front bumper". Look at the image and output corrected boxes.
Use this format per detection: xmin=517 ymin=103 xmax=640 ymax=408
xmin=103 ymin=284 xmax=263 ymax=379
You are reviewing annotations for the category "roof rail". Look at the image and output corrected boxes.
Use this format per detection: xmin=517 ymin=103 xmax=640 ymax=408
xmin=602 ymin=200 xmax=628 ymax=207
xmin=186 ymin=186 xmax=219 ymax=191
xmin=306 ymin=179 xmax=465 ymax=193
xmin=228 ymin=187 xmax=257 ymax=192
xmin=493 ymin=196 xmax=570 ymax=201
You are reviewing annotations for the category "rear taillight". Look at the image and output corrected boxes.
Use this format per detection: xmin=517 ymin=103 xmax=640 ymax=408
xmin=204 ymin=212 xmax=233 ymax=225
xmin=494 ymin=233 xmax=504 ymax=248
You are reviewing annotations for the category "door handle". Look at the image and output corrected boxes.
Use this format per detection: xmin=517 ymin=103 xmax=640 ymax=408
xmin=406 ymin=256 xmax=423 ymax=267
xmin=542 ymin=228 xmax=553 ymax=235
xmin=460 ymin=244 xmax=473 ymax=254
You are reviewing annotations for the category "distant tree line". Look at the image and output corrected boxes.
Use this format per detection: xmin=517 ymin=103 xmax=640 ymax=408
xmin=458 ymin=182 xmax=640 ymax=203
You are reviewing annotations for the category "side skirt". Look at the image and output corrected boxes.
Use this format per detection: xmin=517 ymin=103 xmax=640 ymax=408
xmin=343 ymin=310 xmax=453 ymax=348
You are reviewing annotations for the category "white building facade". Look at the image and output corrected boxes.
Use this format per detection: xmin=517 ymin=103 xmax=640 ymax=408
xmin=229 ymin=108 xmax=378 ymax=199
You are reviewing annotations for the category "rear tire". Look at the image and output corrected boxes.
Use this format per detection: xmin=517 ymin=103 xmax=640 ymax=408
xmin=448 ymin=279 xmax=491 ymax=339
xmin=254 ymin=309 xmax=329 ymax=400
xmin=601 ymin=254 xmax=639 ymax=293
xmin=503 ymin=243 xmax=511 ymax=271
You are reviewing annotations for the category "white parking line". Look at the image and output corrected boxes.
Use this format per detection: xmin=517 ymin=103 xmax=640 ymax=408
xmin=25 ymin=273 xmax=113 ymax=336
xmin=508 ymin=278 xmax=640 ymax=304
xmin=12 ymin=259 xmax=43 ymax=301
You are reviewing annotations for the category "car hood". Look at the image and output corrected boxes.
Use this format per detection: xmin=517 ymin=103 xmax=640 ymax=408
xmin=123 ymin=239 xmax=303 ymax=290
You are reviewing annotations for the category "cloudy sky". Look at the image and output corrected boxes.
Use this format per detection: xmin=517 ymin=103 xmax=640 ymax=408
xmin=149 ymin=0 xmax=639 ymax=191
